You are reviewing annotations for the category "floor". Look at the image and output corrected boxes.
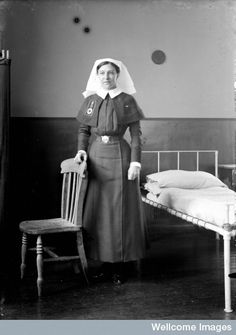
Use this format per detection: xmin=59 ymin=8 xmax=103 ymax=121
xmin=1 ymin=210 xmax=236 ymax=320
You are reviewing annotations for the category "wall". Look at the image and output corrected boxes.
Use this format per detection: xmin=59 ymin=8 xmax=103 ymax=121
xmin=141 ymin=118 xmax=236 ymax=179
xmin=3 ymin=0 xmax=236 ymax=118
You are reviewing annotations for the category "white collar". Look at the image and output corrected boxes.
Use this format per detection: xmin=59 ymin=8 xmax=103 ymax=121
xmin=96 ymin=87 xmax=122 ymax=99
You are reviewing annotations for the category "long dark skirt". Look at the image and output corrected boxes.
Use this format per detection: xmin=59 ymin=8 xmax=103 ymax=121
xmin=83 ymin=137 xmax=146 ymax=263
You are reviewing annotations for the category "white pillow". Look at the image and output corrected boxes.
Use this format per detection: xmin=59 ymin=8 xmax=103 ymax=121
xmin=144 ymin=182 xmax=162 ymax=195
xmin=146 ymin=170 xmax=227 ymax=189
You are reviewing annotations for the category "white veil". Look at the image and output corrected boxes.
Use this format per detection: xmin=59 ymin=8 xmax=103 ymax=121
xmin=82 ymin=58 xmax=136 ymax=98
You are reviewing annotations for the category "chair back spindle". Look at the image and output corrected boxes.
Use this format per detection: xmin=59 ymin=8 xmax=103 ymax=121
xmin=60 ymin=160 xmax=87 ymax=225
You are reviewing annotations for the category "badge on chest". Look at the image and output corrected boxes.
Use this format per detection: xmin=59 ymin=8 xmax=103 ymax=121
xmin=86 ymin=100 xmax=96 ymax=116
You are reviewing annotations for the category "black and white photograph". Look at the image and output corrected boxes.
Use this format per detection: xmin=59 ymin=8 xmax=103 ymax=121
xmin=0 ymin=0 xmax=236 ymax=333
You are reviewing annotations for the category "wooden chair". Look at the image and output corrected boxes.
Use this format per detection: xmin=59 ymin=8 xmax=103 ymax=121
xmin=19 ymin=158 xmax=89 ymax=297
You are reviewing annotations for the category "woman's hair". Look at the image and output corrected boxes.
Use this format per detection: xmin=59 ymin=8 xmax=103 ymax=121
xmin=96 ymin=61 xmax=120 ymax=74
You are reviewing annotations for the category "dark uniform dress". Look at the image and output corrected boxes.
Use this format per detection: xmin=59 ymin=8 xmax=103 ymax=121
xmin=77 ymin=92 xmax=146 ymax=263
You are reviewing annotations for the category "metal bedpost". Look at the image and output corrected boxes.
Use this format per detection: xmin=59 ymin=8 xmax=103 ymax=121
xmin=157 ymin=151 xmax=160 ymax=172
xmin=214 ymin=151 xmax=220 ymax=240
xmin=177 ymin=152 xmax=180 ymax=170
xmin=215 ymin=151 xmax=218 ymax=178
xmin=223 ymin=234 xmax=233 ymax=312
xmin=196 ymin=151 xmax=199 ymax=171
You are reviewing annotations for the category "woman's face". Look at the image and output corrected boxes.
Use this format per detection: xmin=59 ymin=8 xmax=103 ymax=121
xmin=97 ymin=64 xmax=119 ymax=90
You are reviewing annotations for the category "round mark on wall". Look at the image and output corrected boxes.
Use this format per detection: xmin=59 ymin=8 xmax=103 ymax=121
xmin=151 ymin=50 xmax=166 ymax=64
xmin=83 ymin=26 xmax=91 ymax=33
xmin=73 ymin=17 xmax=80 ymax=24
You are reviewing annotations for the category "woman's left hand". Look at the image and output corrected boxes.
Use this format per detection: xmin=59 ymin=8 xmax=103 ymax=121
xmin=128 ymin=165 xmax=140 ymax=180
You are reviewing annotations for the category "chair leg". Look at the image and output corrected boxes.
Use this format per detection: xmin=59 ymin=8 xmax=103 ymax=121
xmin=76 ymin=231 xmax=89 ymax=284
xmin=36 ymin=235 xmax=44 ymax=297
xmin=20 ymin=233 xmax=27 ymax=279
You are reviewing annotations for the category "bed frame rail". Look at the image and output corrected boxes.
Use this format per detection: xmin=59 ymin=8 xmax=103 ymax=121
xmin=142 ymin=150 xmax=218 ymax=177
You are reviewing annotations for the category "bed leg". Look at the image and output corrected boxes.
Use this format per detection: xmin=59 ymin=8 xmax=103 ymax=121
xmin=223 ymin=234 xmax=233 ymax=312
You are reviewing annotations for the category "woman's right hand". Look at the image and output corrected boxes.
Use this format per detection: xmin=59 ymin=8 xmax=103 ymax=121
xmin=74 ymin=150 xmax=87 ymax=163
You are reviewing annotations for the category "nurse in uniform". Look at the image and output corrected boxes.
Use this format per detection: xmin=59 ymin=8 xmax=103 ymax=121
xmin=75 ymin=58 xmax=146 ymax=284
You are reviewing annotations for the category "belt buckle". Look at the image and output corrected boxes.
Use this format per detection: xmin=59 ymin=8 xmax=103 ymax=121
xmin=101 ymin=135 xmax=109 ymax=143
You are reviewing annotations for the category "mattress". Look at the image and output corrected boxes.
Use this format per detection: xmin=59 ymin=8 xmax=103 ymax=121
xmin=146 ymin=186 xmax=236 ymax=227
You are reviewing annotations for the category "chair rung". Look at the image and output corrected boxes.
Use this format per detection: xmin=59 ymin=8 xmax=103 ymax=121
xmin=28 ymin=246 xmax=58 ymax=258
xmin=44 ymin=247 xmax=59 ymax=258
xmin=44 ymin=256 xmax=80 ymax=263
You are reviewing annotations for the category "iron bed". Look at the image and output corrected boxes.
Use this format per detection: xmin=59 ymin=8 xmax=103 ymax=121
xmin=141 ymin=150 xmax=236 ymax=313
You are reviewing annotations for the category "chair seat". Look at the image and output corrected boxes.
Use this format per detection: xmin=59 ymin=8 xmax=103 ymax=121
xmin=19 ymin=218 xmax=80 ymax=235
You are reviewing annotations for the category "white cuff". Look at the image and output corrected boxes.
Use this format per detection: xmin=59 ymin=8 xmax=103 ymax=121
xmin=77 ymin=150 xmax=86 ymax=154
xmin=130 ymin=161 xmax=141 ymax=168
